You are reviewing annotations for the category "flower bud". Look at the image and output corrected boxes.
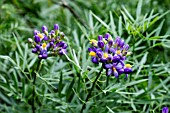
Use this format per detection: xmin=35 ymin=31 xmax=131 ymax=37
xmin=123 ymin=44 xmax=129 ymax=51
xmin=42 ymin=26 xmax=48 ymax=33
xmin=124 ymin=68 xmax=132 ymax=74
xmin=112 ymin=55 xmax=120 ymax=62
xmin=28 ymin=38 xmax=33 ymax=43
xmin=98 ymin=35 xmax=103 ymax=41
xmin=91 ymin=57 xmax=98 ymax=64
xmin=115 ymin=36 xmax=121 ymax=45
xmin=98 ymin=41 xmax=104 ymax=48
xmin=43 ymin=35 xmax=48 ymax=41
xmin=118 ymin=68 xmax=124 ymax=74
xmin=96 ymin=51 xmax=102 ymax=58
xmin=32 ymin=48 xmax=38 ymax=53
xmin=104 ymin=33 xmax=110 ymax=40
xmin=59 ymin=49 xmax=66 ymax=55
xmin=34 ymin=30 xmax=40 ymax=35
xmin=119 ymin=39 xmax=124 ymax=47
xmin=50 ymin=30 xmax=55 ymax=37
xmin=54 ymin=24 xmax=59 ymax=30
xmin=62 ymin=43 xmax=67 ymax=49
xmin=41 ymin=54 xmax=48 ymax=59
xmin=60 ymin=32 xmax=65 ymax=39
xmin=34 ymin=35 xmax=40 ymax=43
xmin=108 ymin=40 xmax=113 ymax=47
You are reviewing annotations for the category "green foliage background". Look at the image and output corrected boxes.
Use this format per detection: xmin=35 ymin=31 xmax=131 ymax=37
xmin=0 ymin=0 xmax=170 ymax=113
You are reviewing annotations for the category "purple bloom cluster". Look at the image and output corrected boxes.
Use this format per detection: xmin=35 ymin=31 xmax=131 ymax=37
xmin=28 ymin=24 xmax=67 ymax=59
xmin=88 ymin=33 xmax=132 ymax=78
xmin=162 ymin=107 xmax=169 ymax=113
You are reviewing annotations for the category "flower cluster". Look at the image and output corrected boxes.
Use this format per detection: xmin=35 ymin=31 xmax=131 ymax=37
xmin=28 ymin=24 xmax=67 ymax=59
xmin=88 ymin=33 xmax=132 ymax=78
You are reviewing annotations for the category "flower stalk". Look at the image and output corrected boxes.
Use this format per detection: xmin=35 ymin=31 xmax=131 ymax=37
xmin=80 ymin=66 xmax=103 ymax=113
xmin=32 ymin=59 xmax=42 ymax=113
xmin=28 ymin=24 xmax=68 ymax=113
xmin=84 ymin=33 xmax=133 ymax=112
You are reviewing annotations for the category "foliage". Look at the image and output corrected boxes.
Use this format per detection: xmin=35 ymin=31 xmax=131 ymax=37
xmin=0 ymin=0 xmax=170 ymax=113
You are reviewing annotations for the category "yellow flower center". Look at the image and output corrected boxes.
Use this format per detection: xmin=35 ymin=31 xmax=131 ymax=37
xmin=103 ymin=53 xmax=108 ymax=58
xmin=112 ymin=67 xmax=116 ymax=71
xmin=90 ymin=39 xmax=97 ymax=44
xmin=116 ymin=50 xmax=121 ymax=54
xmin=103 ymin=39 xmax=107 ymax=44
xmin=114 ymin=44 xmax=117 ymax=48
xmin=89 ymin=51 xmax=96 ymax=56
xmin=38 ymin=33 xmax=43 ymax=39
xmin=125 ymin=64 xmax=132 ymax=68
xmin=42 ymin=43 xmax=47 ymax=49
xmin=108 ymin=37 xmax=112 ymax=41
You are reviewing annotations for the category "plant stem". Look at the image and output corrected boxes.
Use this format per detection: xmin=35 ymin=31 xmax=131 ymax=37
xmin=32 ymin=59 xmax=42 ymax=113
xmin=53 ymin=0 xmax=87 ymax=27
xmin=106 ymin=76 xmax=109 ymax=87
xmin=80 ymin=66 xmax=103 ymax=113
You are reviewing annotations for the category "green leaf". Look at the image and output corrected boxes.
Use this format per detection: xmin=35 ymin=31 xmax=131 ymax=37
xmin=118 ymin=16 xmax=123 ymax=36
xmin=135 ymin=52 xmax=148 ymax=78
xmin=66 ymin=78 xmax=75 ymax=102
xmin=122 ymin=6 xmax=135 ymax=22
xmin=13 ymin=33 xmax=23 ymax=56
xmin=90 ymin=11 xmax=110 ymax=29
xmin=121 ymin=79 xmax=148 ymax=90
xmin=0 ymin=55 xmax=16 ymax=66
xmin=58 ymin=73 xmax=63 ymax=97
xmin=136 ymin=0 xmax=143 ymax=21
xmin=106 ymin=106 xmax=114 ymax=113
xmin=109 ymin=11 xmax=117 ymax=36
xmin=0 ymin=92 xmax=11 ymax=105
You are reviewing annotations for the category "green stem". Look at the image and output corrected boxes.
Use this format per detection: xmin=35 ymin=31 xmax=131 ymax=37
xmin=80 ymin=66 xmax=103 ymax=113
xmin=32 ymin=59 xmax=42 ymax=113
xmin=106 ymin=76 xmax=109 ymax=87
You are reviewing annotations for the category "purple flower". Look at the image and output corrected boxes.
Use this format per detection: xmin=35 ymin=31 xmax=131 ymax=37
xmin=54 ymin=24 xmax=59 ymax=30
xmin=39 ymin=54 xmax=48 ymax=59
xmin=119 ymin=39 xmax=124 ymax=47
xmin=104 ymin=62 xmax=126 ymax=77
xmin=42 ymin=26 xmax=48 ymax=33
xmin=104 ymin=33 xmax=110 ymax=40
xmin=28 ymin=24 xmax=67 ymax=59
xmin=98 ymin=35 xmax=103 ymax=41
xmin=34 ymin=35 xmax=41 ymax=43
xmin=88 ymin=33 xmax=132 ymax=78
xmin=98 ymin=41 xmax=104 ymax=48
xmin=108 ymin=40 xmax=113 ymax=47
xmin=162 ymin=107 xmax=169 ymax=113
xmin=97 ymin=35 xmax=104 ymax=48
xmin=59 ymin=49 xmax=66 ymax=55
xmin=34 ymin=30 xmax=40 ymax=35
xmin=92 ymin=57 xmax=99 ymax=64
xmin=123 ymin=44 xmax=129 ymax=51
xmin=112 ymin=55 xmax=120 ymax=62
xmin=62 ymin=43 xmax=67 ymax=49
xmin=115 ymin=36 xmax=121 ymax=45
xmin=32 ymin=48 xmax=38 ymax=53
